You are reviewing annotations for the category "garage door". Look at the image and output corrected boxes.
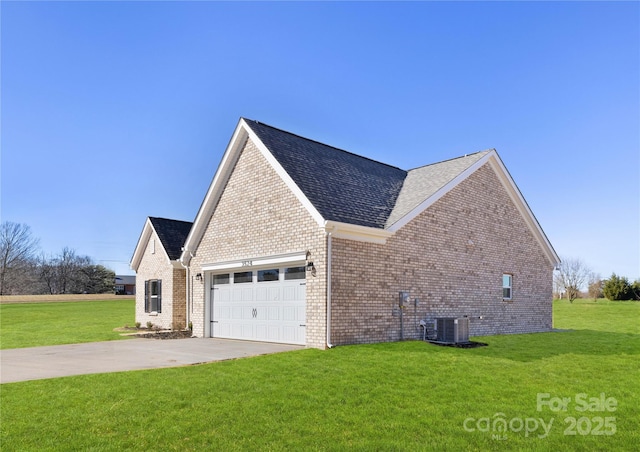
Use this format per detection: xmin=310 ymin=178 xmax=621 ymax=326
xmin=209 ymin=266 xmax=306 ymax=345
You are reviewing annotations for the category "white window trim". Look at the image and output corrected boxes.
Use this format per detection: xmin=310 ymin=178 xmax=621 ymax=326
xmin=502 ymin=274 xmax=513 ymax=301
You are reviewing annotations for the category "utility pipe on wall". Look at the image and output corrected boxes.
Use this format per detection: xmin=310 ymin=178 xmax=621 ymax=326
xmin=326 ymin=230 xmax=334 ymax=349
xmin=180 ymin=259 xmax=190 ymax=330
xmin=399 ymin=291 xmax=410 ymax=341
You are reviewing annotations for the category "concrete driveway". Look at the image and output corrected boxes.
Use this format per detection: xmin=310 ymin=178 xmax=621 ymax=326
xmin=0 ymin=338 xmax=303 ymax=384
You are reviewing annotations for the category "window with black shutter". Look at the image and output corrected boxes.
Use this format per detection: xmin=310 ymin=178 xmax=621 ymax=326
xmin=145 ymin=279 xmax=162 ymax=313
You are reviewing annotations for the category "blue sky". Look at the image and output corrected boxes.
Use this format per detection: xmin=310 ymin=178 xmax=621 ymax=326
xmin=2 ymin=1 xmax=638 ymax=280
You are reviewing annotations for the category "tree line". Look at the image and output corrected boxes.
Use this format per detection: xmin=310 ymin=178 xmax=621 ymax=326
xmin=554 ymin=257 xmax=640 ymax=302
xmin=0 ymin=221 xmax=114 ymax=295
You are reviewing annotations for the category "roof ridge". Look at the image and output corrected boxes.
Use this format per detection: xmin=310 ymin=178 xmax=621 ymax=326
xmin=243 ymin=118 xmax=405 ymax=173
xmin=407 ymin=149 xmax=494 ymax=172
xmin=149 ymin=216 xmax=193 ymax=225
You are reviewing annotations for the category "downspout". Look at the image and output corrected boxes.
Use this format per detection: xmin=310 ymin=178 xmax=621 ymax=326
xmin=179 ymin=254 xmax=190 ymax=330
xmin=179 ymin=248 xmax=196 ymax=331
xmin=326 ymin=230 xmax=334 ymax=349
xmin=185 ymin=266 xmax=190 ymax=329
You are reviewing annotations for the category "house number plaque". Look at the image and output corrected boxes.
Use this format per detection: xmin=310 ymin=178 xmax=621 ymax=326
xmin=241 ymin=260 xmax=253 ymax=267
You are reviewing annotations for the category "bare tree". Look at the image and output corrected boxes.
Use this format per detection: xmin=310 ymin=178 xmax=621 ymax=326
xmin=39 ymin=248 xmax=113 ymax=294
xmin=555 ymin=257 xmax=591 ymax=303
xmin=587 ymin=272 xmax=603 ymax=301
xmin=39 ymin=254 xmax=58 ymax=295
xmin=0 ymin=222 xmax=40 ymax=295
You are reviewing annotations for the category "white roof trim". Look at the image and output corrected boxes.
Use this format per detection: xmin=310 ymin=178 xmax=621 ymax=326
xmin=244 ymin=123 xmax=325 ymax=228
xmin=486 ymin=154 xmax=560 ymax=268
xmin=130 ymin=218 xmax=172 ymax=271
xmin=202 ymin=251 xmax=307 ymax=272
xmin=180 ymin=121 xmax=250 ymax=265
xmin=180 ymin=119 xmax=326 ymax=266
xmin=325 ymin=220 xmax=394 ymax=245
xmin=387 ymin=150 xmax=559 ymax=267
xmin=387 ymin=152 xmax=492 ymax=233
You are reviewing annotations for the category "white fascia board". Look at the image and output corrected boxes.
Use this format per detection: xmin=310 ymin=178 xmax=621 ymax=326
xmin=387 ymin=152 xmax=493 ymax=233
xmin=325 ymin=220 xmax=394 ymax=245
xmin=202 ymin=251 xmax=307 ymax=272
xmin=130 ymin=219 xmax=153 ymax=271
xmin=385 ymin=150 xmax=559 ymax=267
xmin=486 ymin=154 xmax=561 ymax=268
xmin=180 ymin=120 xmax=249 ymax=265
xmin=131 ymin=218 xmax=173 ymax=270
xmin=245 ymin=123 xmax=326 ymax=229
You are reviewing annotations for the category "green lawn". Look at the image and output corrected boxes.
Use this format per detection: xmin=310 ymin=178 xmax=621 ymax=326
xmin=1 ymin=300 xmax=638 ymax=450
xmin=0 ymin=299 xmax=134 ymax=349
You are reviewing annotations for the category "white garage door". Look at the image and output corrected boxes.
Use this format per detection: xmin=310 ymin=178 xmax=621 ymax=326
xmin=209 ymin=266 xmax=306 ymax=345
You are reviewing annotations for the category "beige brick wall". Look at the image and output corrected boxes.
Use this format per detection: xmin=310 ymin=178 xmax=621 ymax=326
xmin=189 ymin=138 xmax=328 ymax=348
xmin=329 ymin=163 xmax=553 ymax=345
xmin=171 ymin=268 xmax=187 ymax=330
xmin=134 ymin=231 xmax=186 ymax=330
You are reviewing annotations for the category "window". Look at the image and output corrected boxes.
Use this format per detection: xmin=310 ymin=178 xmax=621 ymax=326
xmin=258 ymin=269 xmax=279 ymax=282
xmin=213 ymin=273 xmax=230 ymax=285
xmin=285 ymin=266 xmax=306 ymax=280
xmin=145 ymin=279 xmax=162 ymax=312
xmin=234 ymin=271 xmax=253 ymax=284
xmin=502 ymin=274 xmax=513 ymax=300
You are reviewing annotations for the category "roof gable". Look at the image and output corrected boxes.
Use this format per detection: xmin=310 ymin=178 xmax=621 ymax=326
xmin=387 ymin=151 xmax=491 ymax=229
xmin=149 ymin=217 xmax=193 ymax=260
xmin=130 ymin=217 xmax=192 ymax=271
xmin=244 ymin=120 xmax=406 ymax=229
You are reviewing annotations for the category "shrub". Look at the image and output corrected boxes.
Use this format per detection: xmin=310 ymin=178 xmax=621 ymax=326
xmin=632 ymin=280 xmax=640 ymax=300
xmin=603 ymin=273 xmax=632 ymax=300
xmin=134 ymin=322 xmax=141 ymax=329
xmin=146 ymin=321 xmax=154 ymax=329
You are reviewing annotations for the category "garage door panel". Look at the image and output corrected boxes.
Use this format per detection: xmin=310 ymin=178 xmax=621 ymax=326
xmin=281 ymin=326 xmax=299 ymax=343
xmin=216 ymin=288 xmax=231 ymax=302
xmin=216 ymin=306 xmax=231 ymax=320
xmin=217 ymin=323 xmax=231 ymax=337
xmin=242 ymin=288 xmax=254 ymax=302
xmin=267 ymin=325 xmax=280 ymax=341
xmin=266 ymin=306 xmax=279 ymax=320
xmin=231 ymin=306 xmax=243 ymax=320
xmin=282 ymin=286 xmax=296 ymax=301
xmin=282 ymin=306 xmax=297 ymax=321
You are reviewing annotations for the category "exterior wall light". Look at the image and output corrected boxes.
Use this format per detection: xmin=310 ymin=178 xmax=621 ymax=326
xmin=195 ymin=273 xmax=203 ymax=282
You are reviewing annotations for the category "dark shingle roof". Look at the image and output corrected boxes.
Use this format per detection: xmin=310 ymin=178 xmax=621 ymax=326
xmin=148 ymin=217 xmax=192 ymax=260
xmin=244 ymin=119 xmax=407 ymax=229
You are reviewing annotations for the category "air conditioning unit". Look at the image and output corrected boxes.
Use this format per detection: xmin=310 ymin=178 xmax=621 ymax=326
xmin=436 ymin=317 xmax=470 ymax=343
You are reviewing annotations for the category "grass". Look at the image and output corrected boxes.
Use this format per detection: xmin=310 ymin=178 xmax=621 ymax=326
xmin=0 ymin=298 xmax=134 ymax=349
xmin=553 ymin=298 xmax=640 ymax=334
xmin=1 ymin=299 xmax=638 ymax=450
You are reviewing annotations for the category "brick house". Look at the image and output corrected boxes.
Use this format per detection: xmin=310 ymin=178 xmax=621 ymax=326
xmin=131 ymin=217 xmax=192 ymax=330
xmin=134 ymin=118 xmax=559 ymax=348
xmin=114 ymin=275 xmax=136 ymax=295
